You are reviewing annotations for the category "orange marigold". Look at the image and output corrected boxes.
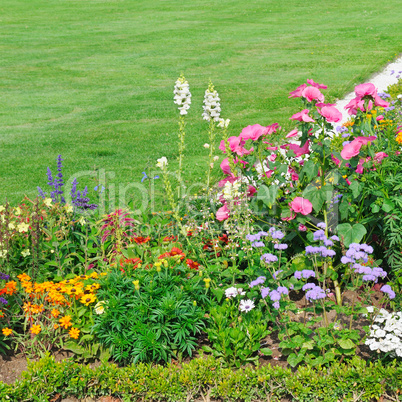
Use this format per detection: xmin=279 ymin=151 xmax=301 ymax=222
xmin=69 ymin=327 xmax=80 ymax=339
xmin=2 ymin=327 xmax=12 ymax=336
xmin=5 ymin=281 xmax=17 ymax=296
xmin=30 ymin=324 xmax=41 ymax=335
xmin=51 ymin=309 xmax=60 ymax=318
xmin=17 ymin=273 xmax=31 ymax=282
xmin=59 ymin=315 xmax=72 ymax=329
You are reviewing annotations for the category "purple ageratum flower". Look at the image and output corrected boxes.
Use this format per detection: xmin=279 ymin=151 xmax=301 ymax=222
xmin=246 ymin=233 xmax=261 ymax=242
xmin=273 ymin=301 xmax=280 ymax=309
xmin=261 ymin=253 xmax=278 ymax=264
xmin=385 ymin=106 xmax=395 ymax=112
xmin=362 ymin=274 xmax=377 ymax=283
xmin=330 ymin=235 xmax=339 ymax=241
xmin=336 ymin=126 xmax=348 ymax=133
xmin=313 ymin=230 xmax=326 ymax=241
xmin=302 ymin=283 xmax=316 ymax=291
xmin=381 ymin=285 xmax=395 ymax=299
xmin=372 ymin=267 xmax=387 ymax=279
xmin=342 ymin=133 xmax=350 ymax=138
xmin=269 ymin=290 xmax=281 ymax=302
xmin=249 ymin=276 xmax=266 ymax=288
xmin=271 ymin=230 xmax=285 ymax=240
xmin=0 ymin=297 xmax=8 ymax=305
xmin=341 ymin=256 xmax=353 ymax=264
xmin=274 ymin=243 xmax=288 ymax=250
xmin=305 ymin=246 xmax=320 ymax=255
xmin=378 ymin=92 xmax=391 ymax=99
xmin=360 ymin=244 xmax=373 ymax=254
xmin=261 ymin=287 xmax=270 ymax=299
xmin=252 ymin=241 xmax=265 ymax=248
xmin=323 ymin=239 xmax=333 ymax=247
xmin=321 ymin=248 xmax=336 ymax=258
xmin=317 ymin=222 xmax=326 ymax=229
xmin=305 ymin=285 xmax=326 ymax=302
xmin=258 ymin=231 xmax=269 ymax=237
xmin=277 ymin=286 xmax=288 ymax=295
xmin=0 ymin=273 xmax=10 ymax=281
xmin=349 ymin=243 xmax=361 ymax=250
xmin=342 ymin=141 xmax=351 ymax=147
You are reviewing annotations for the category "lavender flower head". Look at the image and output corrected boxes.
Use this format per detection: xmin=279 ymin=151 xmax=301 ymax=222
xmin=313 ymin=230 xmax=326 ymax=241
xmin=274 ymin=243 xmax=288 ymax=250
xmin=249 ymin=276 xmax=266 ymax=288
xmin=380 ymin=285 xmax=395 ymax=299
xmin=261 ymin=287 xmax=270 ymax=299
xmin=317 ymin=222 xmax=326 ymax=229
xmin=261 ymin=253 xmax=278 ymax=264
xmin=294 ymin=270 xmax=316 ymax=280
xmin=252 ymin=241 xmax=265 ymax=248
xmin=305 ymin=285 xmax=326 ymax=302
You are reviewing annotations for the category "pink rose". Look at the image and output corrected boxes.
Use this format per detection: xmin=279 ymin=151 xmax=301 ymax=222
xmin=216 ymin=204 xmax=229 ymax=221
xmin=302 ymin=86 xmax=325 ymax=103
xmin=281 ymin=140 xmax=310 ymax=157
xmin=239 ymin=124 xmax=267 ymax=141
xmin=374 ymin=152 xmax=388 ymax=163
xmin=331 ymin=154 xmax=342 ymax=167
xmin=318 ymin=106 xmax=343 ymax=123
xmin=340 ymin=139 xmax=363 ymax=160
xmin=289 ymin=83 xmax=307 ymax=98
xmin=298 ymin=224 xmax=307 ymax=232
xmin=290 ymin=109 xmax=315 ymax=123
xmin=220 ymin=158 xmax=232 ymax=175
xmin=286 ymin=129 xmax=299 ymax=138
xmin=307 ymin=79 xmax=327 ymax=89
xmin=290 ymin=197 xmax=313 ymax=215
xmin=355 ymin=83 xmax=377 ymax=98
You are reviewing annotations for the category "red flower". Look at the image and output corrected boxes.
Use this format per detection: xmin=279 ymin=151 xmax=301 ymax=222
xmin=120 ymin=258 xmax=142 ymax=269
xmin=186 ymin=259 xmax=200 ymax=270
xmin=158 ymin=247 xmax=185 ymax=260
xmin=219 ymin=234 xmax=229 ymax=244
xmin=132 ymin=236 xmax=150 ymax=245
xmin=163 ymin=235 xmax=177 ymax=242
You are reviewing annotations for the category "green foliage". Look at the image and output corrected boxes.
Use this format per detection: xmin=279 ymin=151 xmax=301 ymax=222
xmin=203 ymin=302 xmax=271 ymax=367
xmin=92 ymin=269 xmax=206 ymax=364
xmin=1 ymin=354 xmax=402 ymax=401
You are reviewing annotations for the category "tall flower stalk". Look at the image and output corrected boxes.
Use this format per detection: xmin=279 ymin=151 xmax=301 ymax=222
xmin=203 ymin=81 xmax=221 ymax=194
xmin=173 ymin=75 xmax=191 ymax=199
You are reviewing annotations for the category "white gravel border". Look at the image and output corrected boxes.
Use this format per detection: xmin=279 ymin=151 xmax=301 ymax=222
xmin=335 ymin=54 xmax=402 ymax=126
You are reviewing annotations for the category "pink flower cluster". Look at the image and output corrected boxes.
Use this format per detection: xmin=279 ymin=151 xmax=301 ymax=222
xmin=345 ymin=83 xmax=389 ymax=115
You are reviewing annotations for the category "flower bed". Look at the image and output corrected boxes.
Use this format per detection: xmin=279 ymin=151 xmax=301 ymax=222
xmin=1 ymin=76 xmax=402 ymax=400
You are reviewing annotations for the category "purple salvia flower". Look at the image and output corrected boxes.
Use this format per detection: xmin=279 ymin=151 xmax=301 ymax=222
xmin=0 ymin=297 xmax=8 ymax=305
xmin=37 ymin=187 xmax=46 ymax=199
xmin=0 ymin=273 xmax=10 ymax=280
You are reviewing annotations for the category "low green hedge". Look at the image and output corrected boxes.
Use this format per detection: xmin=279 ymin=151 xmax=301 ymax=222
xmin=0 ymin=354 xmax=401 ymax=402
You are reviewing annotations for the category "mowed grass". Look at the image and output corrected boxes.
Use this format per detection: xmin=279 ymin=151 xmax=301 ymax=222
xmin=0 ymin=0 xmax=401 ymax=207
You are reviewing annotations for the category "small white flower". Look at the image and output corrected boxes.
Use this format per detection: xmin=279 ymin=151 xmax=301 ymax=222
xmin=94 ymin=301 xmax=106 ymax=315
xmin=17 ymin=222 xmax=29 ymax=233
xmin=156 ymin=157 xmax=168 ymax=169
xmin=397 ymin=94 xmax=402 ymax=100
xmin=44 ymin=198 xmax=53 ymax=207
xmin=239 ymin=299 xmax=255 ymax=313
xmin=209 ymin=163 xmax=214 ymax=169
xmin=217 ymin=118 xmax=230 ymax=128
xmin=8 ymin=223 xmax=15 ymax=230
xmin=204 ymin=143 xmax=210 ymax=149
xmin=213 ymin=156 xmax=219 ymax=161
xmin=21 ymin=249 xmax=30 ymax=257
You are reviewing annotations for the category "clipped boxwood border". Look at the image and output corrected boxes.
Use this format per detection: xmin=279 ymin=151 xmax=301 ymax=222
xmin=0 ymin=355 xmax=401 ymax=401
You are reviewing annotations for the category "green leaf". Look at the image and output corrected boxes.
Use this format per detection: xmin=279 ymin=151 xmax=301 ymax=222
xmin=349 ymin=181 xmax=361 ymax=198
xmin=338 ymin=339 xmax=355 ymax=349
xmin=259 ymin=347 xmax=272 ymax=356
xmin=302 ymin=340 xmax=315 ymax=350
xmin=382 ymin=199 xmax=395 ymax=213
xmin=257 ymin=184 xmax=279 ymax=208
xmin=202 ymin=345 xmax=214 ymax=353
xmin=287 ymin=353 xmax=303 ymax=368
xmin=211 ymin=288 xmax=225 ymax=303
xmin=336 ymin=223 xmax=367 ymax=247
xmin=303 ymin=186 xmax=325 ymax=212
xmin=371 ymin=203 xmax=380 ymax=213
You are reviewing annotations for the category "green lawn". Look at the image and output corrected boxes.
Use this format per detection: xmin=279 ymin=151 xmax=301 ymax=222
xmin=0 ymin=0 xmax=401 ymax=208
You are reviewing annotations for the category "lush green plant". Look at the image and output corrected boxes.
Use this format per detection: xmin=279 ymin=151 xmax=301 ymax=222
xmin=93 ymin=267 xmax=207 ymax=363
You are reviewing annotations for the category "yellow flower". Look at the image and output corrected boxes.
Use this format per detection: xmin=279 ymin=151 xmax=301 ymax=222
xmin=21 ymin=249 xmax=31 ymax=257
xmin=2 ymin=328 xmax=12 ymax=336
xmin=17 ymin=222 xmax=29 ymax=233
xmin=43 ymin=198 xmax=53 ymax=207
xmin=69 ymin=327 xmax=80 ymax=339
xmin=30 ymin=324 xmax=41 ymax=335
xmin=80 ymin=294 xmax=96 ymax=306
xmin=203 ymin=278 xmax=211 ymax=289
xmin=14 ymin=207 xmax=21 ymax=215
xmin=85 ymin=283 xmax=100 ymax=292
xmin=132 ymin=280 xmax=140 ymax=291
xmin=51 ymin=309 xmax=60 ymax=318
